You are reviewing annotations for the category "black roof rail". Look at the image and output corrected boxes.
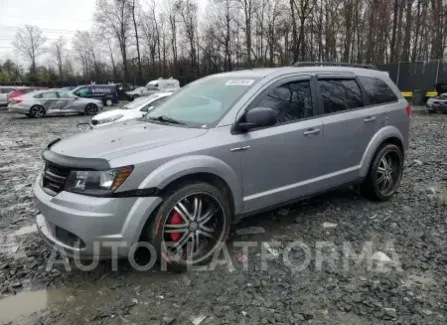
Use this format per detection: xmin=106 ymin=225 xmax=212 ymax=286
xmin=293 ymin=62 xmax=377 ymax=70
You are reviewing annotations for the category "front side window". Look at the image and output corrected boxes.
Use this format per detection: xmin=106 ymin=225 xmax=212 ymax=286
xmin=253 ymin=80 xmax=313 ymax=124
xmin=146 ymin=76 xmax=260 ymax=127
xmin=358 ymin=76 xmax=398 ymax=105
xmin=318 ymin=79 xmax=364 ymax=114
xmin=74 ymin=87 xmax=92 ymax=96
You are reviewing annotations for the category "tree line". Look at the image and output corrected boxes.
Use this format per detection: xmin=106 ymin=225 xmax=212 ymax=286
xmin=0 ymin=0 xmax=446 ymax=86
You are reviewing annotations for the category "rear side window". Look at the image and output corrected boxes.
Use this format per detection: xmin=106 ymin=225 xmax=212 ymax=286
xmin=318 ymin=79 xmax=364 ymax=114
xmin=358 ymin=76 xmax=398 ymax=105
xmin=40 ymin=92 xmax=59 ymax=99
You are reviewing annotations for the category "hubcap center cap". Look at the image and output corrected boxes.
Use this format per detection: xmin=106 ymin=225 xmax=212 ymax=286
xmin=189 ymin=222 xmax=199 ymax=232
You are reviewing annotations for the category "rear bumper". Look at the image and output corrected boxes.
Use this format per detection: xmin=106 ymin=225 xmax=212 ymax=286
xmin=34 ymin=174 xmax=162 ymax=258
xmin=8 ymin=105 xmax=29 ymax=114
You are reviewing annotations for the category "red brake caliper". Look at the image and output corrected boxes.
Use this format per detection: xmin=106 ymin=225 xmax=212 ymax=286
xmin=169 ymin=212 xmax=182 ymax=242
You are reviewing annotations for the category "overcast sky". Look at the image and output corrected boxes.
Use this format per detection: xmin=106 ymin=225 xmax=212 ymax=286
xmin=0 ymin=0 xmax=96 ymax=65
xmin=0 ymin=0 xmax=207 ymax=69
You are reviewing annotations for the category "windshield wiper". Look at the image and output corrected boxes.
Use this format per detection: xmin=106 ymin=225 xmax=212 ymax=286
xmin=148 ymin=115 xmax=186 ymax=125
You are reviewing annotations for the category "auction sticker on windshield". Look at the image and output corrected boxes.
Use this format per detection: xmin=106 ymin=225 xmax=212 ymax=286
xmin=226 ymin=80 xmax=254 ymax=86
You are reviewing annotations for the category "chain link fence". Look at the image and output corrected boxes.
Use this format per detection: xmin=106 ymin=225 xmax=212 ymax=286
xmin=378 ymin=60 xmax=445 ymax=94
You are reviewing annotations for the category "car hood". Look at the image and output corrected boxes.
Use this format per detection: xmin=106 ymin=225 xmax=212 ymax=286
xmin=51 ymin=120 xmax=208 ymax=160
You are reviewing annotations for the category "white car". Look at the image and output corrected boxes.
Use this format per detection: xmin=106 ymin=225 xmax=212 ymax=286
xmin=91 ymin=92 xmax=173 ymax=128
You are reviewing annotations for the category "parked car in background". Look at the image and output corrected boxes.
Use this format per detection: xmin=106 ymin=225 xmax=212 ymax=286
xmin=125 ymin=86 xmax=158 ymax=101
xmin=7 ymin=87 xmax=46 ymax=104
xmin=426 ymin=93 xmax=447 ymax=113
xmin=34 ymin=64 xmax=409 ymax=270
xmin=114 ymin=83 xmax=136 ymax=101
xmin=145 ymin=78 xmax=180 ymax=92
xmin=0 ymin=86 xmax=15 ymax=106
xmin=71 ymin=84 xmax=118 ymax=106
xmin=9 ymin=90 xmax=103 ymax=117
xmin=91 ymin=92 xmax=173 ymax=128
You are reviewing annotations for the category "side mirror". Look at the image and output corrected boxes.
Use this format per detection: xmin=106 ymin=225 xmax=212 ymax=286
xmin=233 ymin=107 xmax=276 ymax=133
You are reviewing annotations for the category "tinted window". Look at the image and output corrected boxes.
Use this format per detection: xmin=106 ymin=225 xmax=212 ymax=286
xmin=1 ymin=88 xmax=13 ymax=94
xmin=254 ymin=80 xmax=313 ymax=124
xmin=75 ymin=87 xmax=92 ymax=96
xmin=319 ymin=79 xmax=363 ymax=114
xmin=359 ymin=77 xmax=398 ymax=104
xmin=40 ymin=92 xmax=59 ymax=99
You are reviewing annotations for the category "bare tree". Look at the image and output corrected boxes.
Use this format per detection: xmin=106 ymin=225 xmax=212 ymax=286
xmin=12 ymin=25 xmax=47 ymax=76
xmin=51 ymin=36 xmax=66 ymax=80
xmin=95 ymin=0 xmax=133 ymax=82
xmin=130 ymin=0 xmax=143 ymax=82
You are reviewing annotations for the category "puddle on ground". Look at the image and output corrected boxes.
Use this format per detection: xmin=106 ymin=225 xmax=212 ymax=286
xmin=9 ymin=224 xmax=38 ymax=237
xmin=0 ymin=289 xmax=67 ymax=323
xmin=0 ymin=224 xmax=38 ymax=257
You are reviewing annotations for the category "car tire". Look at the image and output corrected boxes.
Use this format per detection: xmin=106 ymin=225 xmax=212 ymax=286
xmin=105 ymin=99 xmax=113 ymax=106
xmin=361 ymin=143 xmax=404 ymax=201
xmin=29 ymin=105 xmax=46 ymax=118
xmin=84 ymin=104 xmax=99 ymax=115
xmin=146 ymin=181 xmax=232 ymax=272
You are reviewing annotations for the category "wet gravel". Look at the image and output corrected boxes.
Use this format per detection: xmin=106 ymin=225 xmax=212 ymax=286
xmin=0 ymin=110 xmax=446 ymax=325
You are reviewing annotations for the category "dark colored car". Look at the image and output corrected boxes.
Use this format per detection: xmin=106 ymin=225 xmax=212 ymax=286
xmin=71 ymin=85 xmax=118 ymax=106
xmin=426 ymin=93 xmax=447 ymax=113
xmin=114 ymin=83 xmax=136 ymax=101
xmin=435 ymin=81 xmax=447 ymax=95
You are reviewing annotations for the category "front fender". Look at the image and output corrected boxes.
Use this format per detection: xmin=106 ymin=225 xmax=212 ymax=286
xmin=359 ymin=126 xmax=405 ymax=177
xmin=138 ymin=155 xmax=243 ymax=214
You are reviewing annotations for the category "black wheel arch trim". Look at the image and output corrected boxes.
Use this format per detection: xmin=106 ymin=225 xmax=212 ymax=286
xmin=42 ymin=150 xmax=110 ymax=171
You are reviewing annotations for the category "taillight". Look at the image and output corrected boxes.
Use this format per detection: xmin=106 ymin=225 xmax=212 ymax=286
xmin=14 ymin=98 xmax=23 ymax=104
xmin=405 ymin=104 xmax=412 ymax=117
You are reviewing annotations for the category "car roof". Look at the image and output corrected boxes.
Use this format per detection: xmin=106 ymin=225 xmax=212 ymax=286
xmin=208 ymin=66 xmax=389 ymax=80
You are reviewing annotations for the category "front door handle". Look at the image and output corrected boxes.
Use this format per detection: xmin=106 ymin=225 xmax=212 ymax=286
xmin=303 ymin=128 xmax=320 ymax=136
xmin=230 ymin=146 xmax=250 ymax=152
xmin=364 ymin=116 xmax=376 ymax=123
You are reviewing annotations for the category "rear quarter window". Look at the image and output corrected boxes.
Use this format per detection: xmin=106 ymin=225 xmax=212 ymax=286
xmin=358 ymin=76 xmax=398 ymax=105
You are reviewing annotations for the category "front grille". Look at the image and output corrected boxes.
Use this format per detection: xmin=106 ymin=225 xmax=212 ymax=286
xmin=42 ymin=163 xmax=71 ymax=195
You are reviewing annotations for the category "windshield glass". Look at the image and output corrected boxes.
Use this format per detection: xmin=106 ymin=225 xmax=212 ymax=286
xmin=122 ymin=94 xmax=161 ymax=110
xmin=145 ymin=76 xmax=259 ymax=127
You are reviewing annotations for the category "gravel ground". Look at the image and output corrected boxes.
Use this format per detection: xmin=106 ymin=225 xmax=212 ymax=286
xmin=0 ymin=109 xmax=446 ymax=325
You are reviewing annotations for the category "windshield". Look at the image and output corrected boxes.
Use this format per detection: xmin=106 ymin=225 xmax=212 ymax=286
xmin=145 ymin=76 xmax=259 ymax=127
xmin=122 ymin=94 xmax=161 ymax=109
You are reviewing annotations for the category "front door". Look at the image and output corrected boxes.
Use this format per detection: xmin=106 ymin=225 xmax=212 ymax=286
xmin=235 ymin=76 xmax=326 ymax=213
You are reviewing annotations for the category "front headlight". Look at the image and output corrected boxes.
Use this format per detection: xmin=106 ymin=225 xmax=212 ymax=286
xmin=65 ymin=166 xmax=133 ymax=196
xmin=97 ymin=114 xmax=123 ymax=124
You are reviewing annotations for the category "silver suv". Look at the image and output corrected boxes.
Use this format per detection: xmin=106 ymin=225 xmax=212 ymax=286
xmin=34 ymin=65 xmax=410 ymax=269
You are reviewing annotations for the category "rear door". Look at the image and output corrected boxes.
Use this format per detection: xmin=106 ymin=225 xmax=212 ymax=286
xmin=39 ymin=91 xmax=61 ymax=112
xmin=316 ymin=76 xmax=378 ymax=182
xmin=57 ymin=92 xmax=78 ymax=112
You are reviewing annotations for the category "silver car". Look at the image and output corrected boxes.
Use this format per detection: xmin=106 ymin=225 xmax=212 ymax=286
xmin=34 ymin=65 xmax=410 ymax=269
xmin=8 ymin=90 xmax=104 ymax=117
xmin=0 ymin=86 xmax=15 ymax=106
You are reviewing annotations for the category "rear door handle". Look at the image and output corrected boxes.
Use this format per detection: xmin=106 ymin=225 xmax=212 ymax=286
xmin=364 ymin=116 xmax=376 ymax=123
xmin=303 ymin=128 xmax=320 ymax=136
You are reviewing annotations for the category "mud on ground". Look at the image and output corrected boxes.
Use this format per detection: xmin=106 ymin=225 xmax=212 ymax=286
xmin=0 ymin=110 xmax=446 ymax=325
